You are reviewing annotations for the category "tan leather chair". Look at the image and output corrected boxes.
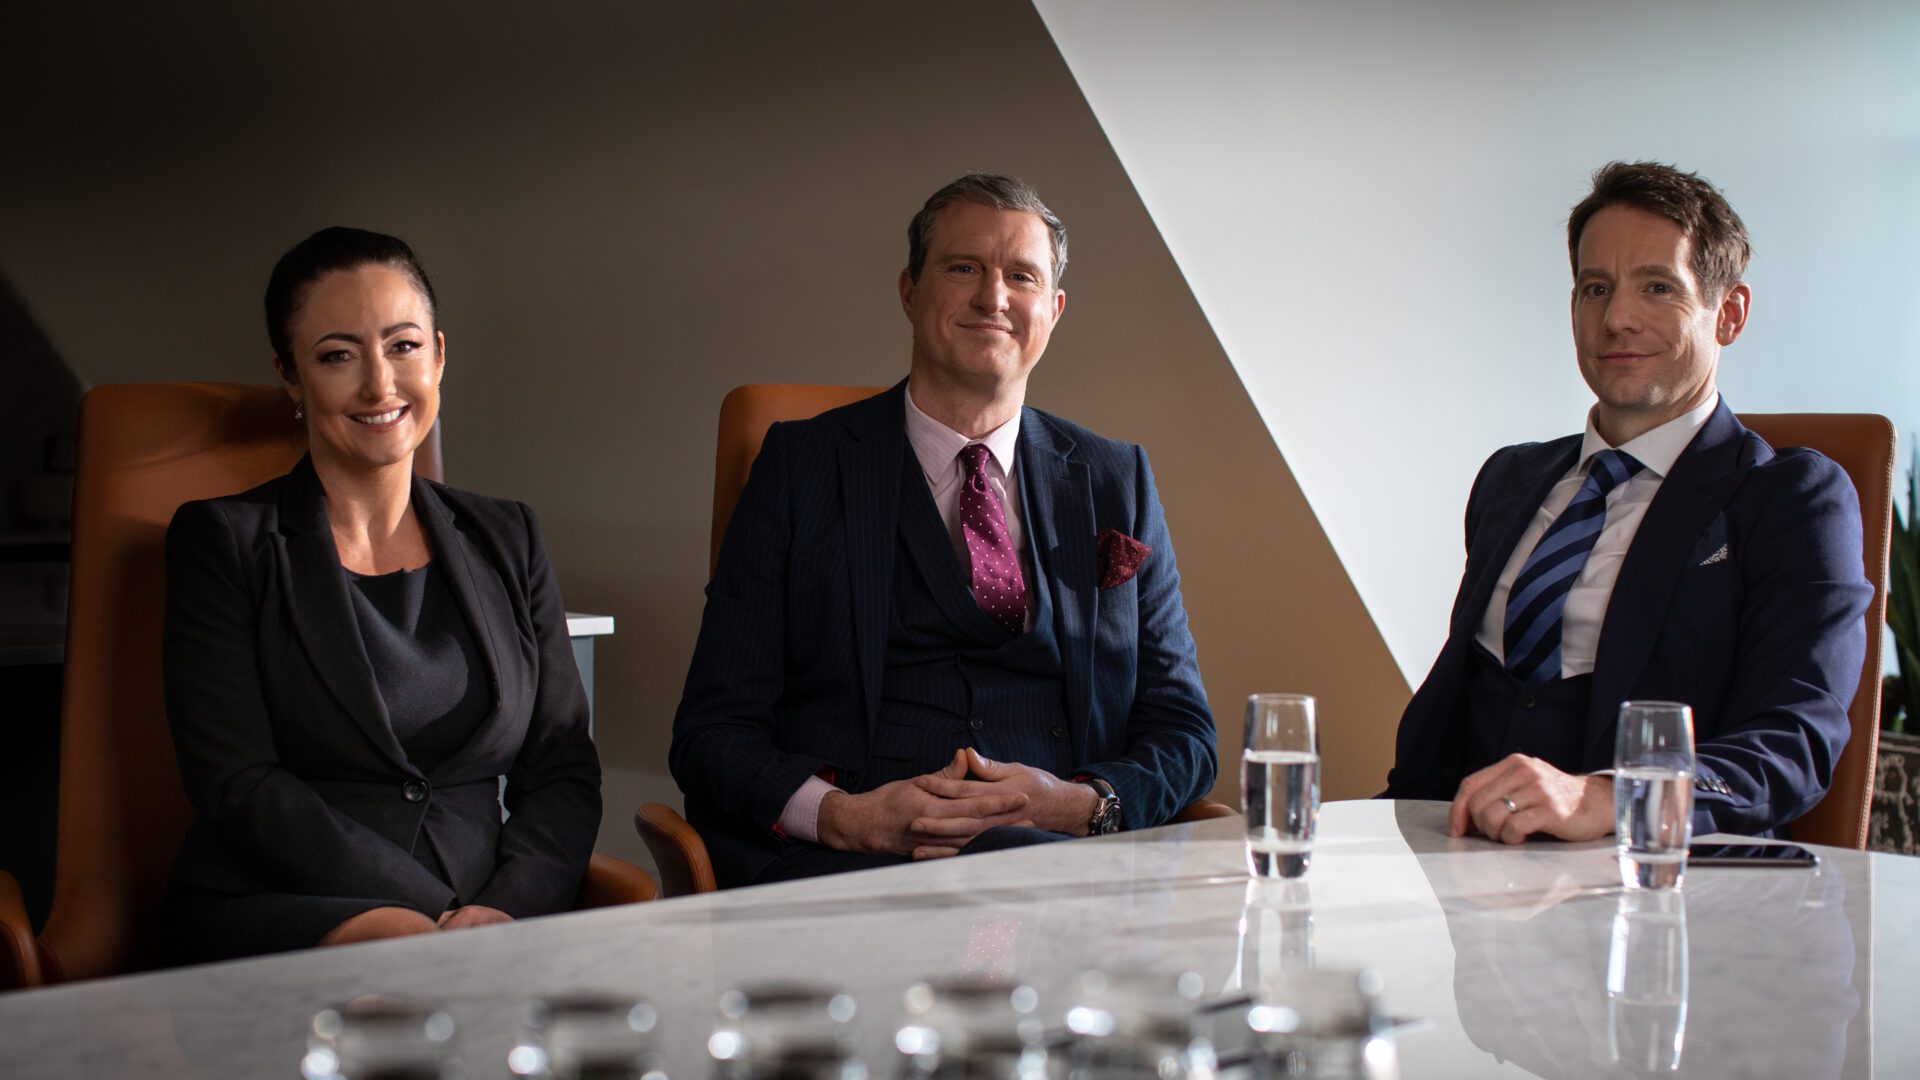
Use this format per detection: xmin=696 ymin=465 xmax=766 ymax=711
xmin=635 ymin=802 xmax=717 ymax=898
xmin=0 ymin=383 xmax=652 ymax=992
xmin=707 ymin=384 xmax=885 ymax=577
xmin=1739 ymin=413 xmax=1894 ymax=850
xmin=641 ymin=384 xmax=1234 ymax=898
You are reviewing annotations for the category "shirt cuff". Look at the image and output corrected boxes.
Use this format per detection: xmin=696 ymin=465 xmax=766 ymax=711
xmin=775 ymin=775 xmax=839 ymax=844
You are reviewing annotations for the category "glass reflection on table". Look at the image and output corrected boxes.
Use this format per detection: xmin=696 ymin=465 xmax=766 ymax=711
xmin=1423 ymin=836 xmax=1858 ymax=1077
xmin=1229 ymin=878 xmax=1314 ymax=998
xmin=1605 ymin=890 xmax=1688 ymax=1073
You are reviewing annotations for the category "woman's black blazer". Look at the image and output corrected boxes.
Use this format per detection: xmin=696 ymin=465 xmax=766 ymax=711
xmin=162 ymin=456 xmax=601 ymax=918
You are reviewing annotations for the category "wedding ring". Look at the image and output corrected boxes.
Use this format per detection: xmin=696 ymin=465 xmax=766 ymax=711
xmin=1500 ymin=796 xmax=1518 ymax=814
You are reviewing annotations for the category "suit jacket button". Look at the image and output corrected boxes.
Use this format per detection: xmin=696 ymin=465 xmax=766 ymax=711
xmin=1051 ymin=726 xmax=1066 ymax=738
xmin=969 ymin=718 xmax=984 ymax=732
xmin=403 ymin=780 xmax=428 ymax=803
xmin=1521 ymin=695 xmax=1537 ymax=709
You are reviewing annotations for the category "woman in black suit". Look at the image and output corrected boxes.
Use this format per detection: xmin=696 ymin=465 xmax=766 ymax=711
xmin=163 ymin=227 xmax=600 ymax=960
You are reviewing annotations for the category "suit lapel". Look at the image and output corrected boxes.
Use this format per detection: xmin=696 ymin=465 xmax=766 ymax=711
xmin=839 ymin=383 xmax=906 ymax=733
xmin=274 ymin=457 xmax=414 ymax=773
xmin=1585 ymin=402 xmax=1751 ymax=759
xmin=411 ymin=477 xmax=509 ymax=758
xmin=1454 ymin=438 xmax=1581 ymax=639
xmin=1020 ymin=411 xmax=1096 ymax=760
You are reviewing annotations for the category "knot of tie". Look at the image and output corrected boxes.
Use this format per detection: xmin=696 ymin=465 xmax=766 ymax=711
xmin=958 ymin=443 xmax=993 ymax=492
xmin=1587 ymin=448 xmax=1645 ymax=496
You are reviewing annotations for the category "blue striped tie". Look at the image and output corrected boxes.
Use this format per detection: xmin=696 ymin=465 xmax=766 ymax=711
xmin=1502 ymin=448 xmax=1644 ymax=685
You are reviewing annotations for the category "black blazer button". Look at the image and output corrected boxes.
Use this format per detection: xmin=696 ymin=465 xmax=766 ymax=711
xmin=969 ymin=718 xmax=984 ymax=732
xmin=403 ymin=780 xmax=428 ymax=803
xmin=1051 ymin=726 xmax=1066 ymax=738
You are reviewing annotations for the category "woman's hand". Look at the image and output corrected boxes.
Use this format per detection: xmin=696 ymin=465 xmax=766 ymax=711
xmin=436 ymin=905 xmax=514 ymax=930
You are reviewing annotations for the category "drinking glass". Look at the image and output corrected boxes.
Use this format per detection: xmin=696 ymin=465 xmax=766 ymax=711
xmin=509 ymin=993 xmax=664 ymax=1080
xmin=1061 ymin=969 xmax=1215 ymax=1080
xmin=1242 ymin=969 xmax=1399 ymax=1080
xmin=1243 ymin=694 xmax=1319 ymax=879
xmin=1606 ymin=889 xmax=1689 ymax=1073
xmin=302 ymin=997 xmax=459 ymax=1080
xmin=707 ymin=983 xmax=865 ymax=1080
xmin=1614 ymin=701 xmax=1696 ymax=890
xmin=894 ymin=977 xmax=1048 ymax=1080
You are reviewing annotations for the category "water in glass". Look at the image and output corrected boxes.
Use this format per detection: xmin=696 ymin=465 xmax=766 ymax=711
xmin=1243 ymin=694 xmax=1318 ymax=881
xmin=1615 ymin=766 xmax=1693 ymax=888
xmin=1243 ymin=750 xmax=1318 ymax=879
xmin=1614 ymin=700 xmax=1696 ymax=890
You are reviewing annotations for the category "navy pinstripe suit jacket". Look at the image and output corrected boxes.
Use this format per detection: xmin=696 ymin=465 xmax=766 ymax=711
xmin=670 ymin=382 xmax=1217 ymax=885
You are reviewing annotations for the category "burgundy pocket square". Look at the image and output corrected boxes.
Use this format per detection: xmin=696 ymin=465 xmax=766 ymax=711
xmin=1096 ymin=528 xmax=1152 ymax=590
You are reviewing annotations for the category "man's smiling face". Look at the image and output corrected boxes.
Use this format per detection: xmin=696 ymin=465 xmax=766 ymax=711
xmin=901 ymin=200 xmax=1065 ymax=400
xmin=1572 ymin=203 xmax=1747 ymax=443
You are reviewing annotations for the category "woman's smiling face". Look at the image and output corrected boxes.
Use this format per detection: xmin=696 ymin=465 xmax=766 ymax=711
xmin=281 ymin=263 xmax=444 ymax=474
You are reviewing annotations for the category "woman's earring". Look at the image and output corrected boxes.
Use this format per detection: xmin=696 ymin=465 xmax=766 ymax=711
xmin=293 ymin=401 xmax=304 ymax=421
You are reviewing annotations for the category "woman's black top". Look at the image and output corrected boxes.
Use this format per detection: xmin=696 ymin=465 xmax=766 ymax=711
xmin=344 ymin=562 xmax=489 ymax=771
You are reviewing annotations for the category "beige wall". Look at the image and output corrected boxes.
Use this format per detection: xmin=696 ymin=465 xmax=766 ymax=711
xmin=1 ymin=2 xmax=1409 ymax=871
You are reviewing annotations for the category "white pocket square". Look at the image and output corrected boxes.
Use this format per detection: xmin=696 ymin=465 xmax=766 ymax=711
xmin=1698 ymin=543 xmax=1730 ymax=566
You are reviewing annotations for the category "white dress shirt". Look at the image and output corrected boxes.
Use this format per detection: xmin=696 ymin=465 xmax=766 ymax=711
xmin=1474 ymin=394 xmax=1720 ymax=678
xmin=778 ymin=382 xmax=1030 ymax=842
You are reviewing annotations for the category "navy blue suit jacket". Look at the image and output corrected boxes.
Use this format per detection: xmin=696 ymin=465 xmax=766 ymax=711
xmin=670 ymin=383 xmax=1217 ymax=885
xmin=1386 ymin=401 xmax=1870 ymax=837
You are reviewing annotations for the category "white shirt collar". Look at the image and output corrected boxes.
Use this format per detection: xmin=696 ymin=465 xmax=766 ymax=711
xmin=904 ymin=381 xmax=1022 ymax=480
xmin=1579 ymin=393 xmax=1720 ymax=480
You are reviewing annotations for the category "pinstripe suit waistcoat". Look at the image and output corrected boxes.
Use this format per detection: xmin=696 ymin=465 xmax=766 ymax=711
xmin=864 ymin=447 xmax=1072 ymax=790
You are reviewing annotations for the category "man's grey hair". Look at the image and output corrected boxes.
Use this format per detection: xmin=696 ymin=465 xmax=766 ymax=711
xmin=906 ymin=173 xmax=1069 ymax=286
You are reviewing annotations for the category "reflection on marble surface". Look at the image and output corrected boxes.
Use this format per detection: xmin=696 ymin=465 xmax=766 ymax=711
xmin=1229 ymin=878 xmax=1314 ymax=997
xmin=1412 ymin=801 xmax=1863 ymax=1078
xmin=0 ymin=801 xmax=1905 ymax=1078
xmin=1606 ymin=890 xmax=1688 ymax=1074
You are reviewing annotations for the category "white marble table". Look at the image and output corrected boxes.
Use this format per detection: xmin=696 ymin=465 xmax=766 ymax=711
xmin=2 ymin=800 xmax=1914 ymax=1078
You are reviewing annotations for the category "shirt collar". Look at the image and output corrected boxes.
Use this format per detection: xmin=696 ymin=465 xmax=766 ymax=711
xmin=904 ymin=380 xmax=1022 ymax=479
xmin=1579 ymin=393 xmax=1720 ymax=480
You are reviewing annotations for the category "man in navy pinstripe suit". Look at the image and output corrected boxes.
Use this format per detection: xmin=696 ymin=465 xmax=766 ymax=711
xmin=671 ymin=175 xmax=1217 ymax=887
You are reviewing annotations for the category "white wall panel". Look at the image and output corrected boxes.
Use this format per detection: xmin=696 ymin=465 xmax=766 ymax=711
xmin=1038 ymin=0 xmax=1920 ymax=682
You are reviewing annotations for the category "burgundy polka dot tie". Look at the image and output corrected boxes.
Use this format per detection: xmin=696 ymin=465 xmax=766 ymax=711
xmin=957 ymin=443 xmax=1027 ymax=635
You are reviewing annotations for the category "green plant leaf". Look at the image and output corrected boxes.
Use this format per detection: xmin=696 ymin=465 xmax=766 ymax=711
xmin=1882 ymin=444 xmax=1920 ymax=731
xmin=1908 ymin=443 xmax=1920 ymax=540
xmin=1900 ymin=639 xmax=1920 ymax=736
xmin=1891 ymin=528 xmax=1920 ymax=639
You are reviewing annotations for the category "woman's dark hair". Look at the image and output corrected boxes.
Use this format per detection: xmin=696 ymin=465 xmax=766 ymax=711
xmin=264 ymin=226 xmax=439 ymax=363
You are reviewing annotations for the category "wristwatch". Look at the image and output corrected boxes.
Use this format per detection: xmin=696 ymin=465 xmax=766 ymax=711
xmin=1083 ymin=777 xmax=1123 ymax=836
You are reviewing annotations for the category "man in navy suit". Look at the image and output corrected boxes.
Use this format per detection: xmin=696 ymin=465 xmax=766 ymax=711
xmin=671 ymin=174 xmax=1217 ymax=886
xmin=1386 ymin=161 xmax=1871 ymax=843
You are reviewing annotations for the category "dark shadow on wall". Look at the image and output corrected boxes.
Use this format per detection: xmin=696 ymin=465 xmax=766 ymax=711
xmin=0 ymin=267 xmax=79 ymax=628
xmin=0 ymin=267 xmax=80 ymax=931
xmin=0 ymin=268 xmax=80 ymax=551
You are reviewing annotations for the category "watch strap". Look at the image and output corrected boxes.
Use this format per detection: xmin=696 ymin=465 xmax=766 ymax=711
xmin=1082 ymin=777 xmax=1121 ymax=835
